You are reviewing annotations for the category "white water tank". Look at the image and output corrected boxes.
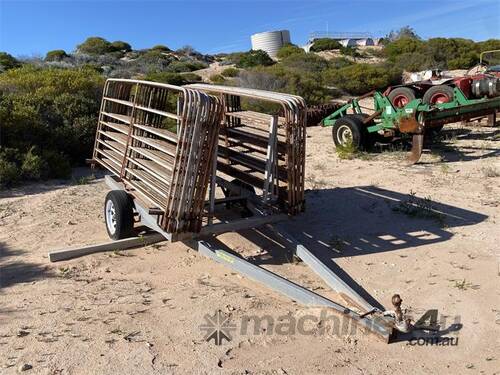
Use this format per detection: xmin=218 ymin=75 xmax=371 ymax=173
xmin=251 ymin=30 xmax=291 ymax=58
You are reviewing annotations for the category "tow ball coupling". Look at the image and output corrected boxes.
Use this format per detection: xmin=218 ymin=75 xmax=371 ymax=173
xmin=383 ymin=294 xmax=412 ymax=333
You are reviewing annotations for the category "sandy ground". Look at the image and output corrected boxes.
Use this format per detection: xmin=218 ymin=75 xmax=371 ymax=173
xmin=1 ymin=123 xmax=499 ymax=375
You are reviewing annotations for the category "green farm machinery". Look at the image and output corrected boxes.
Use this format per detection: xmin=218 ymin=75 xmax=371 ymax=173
xmin=322 ymin=87 xmax=500 ymax=164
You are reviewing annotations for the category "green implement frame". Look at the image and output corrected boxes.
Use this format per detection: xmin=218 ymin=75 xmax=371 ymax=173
xmin=322 ymin=88 xmax=500 ymax=163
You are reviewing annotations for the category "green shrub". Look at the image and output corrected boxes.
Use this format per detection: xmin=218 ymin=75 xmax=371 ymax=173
xmin=280 ymin=53 xmax=330 ymax=73
xmin=41 ymin=150 xmax=72 ymax=179
xmin=144 ymin=71 xmax=187 ymax=85
xmin=0 ymin=157 xmax=19 ymax=187
xmin=166 ymin=60 xmax=207 ymax=73
xmin=324 ymin=64 xmax=401 ymax=95
xmin=110 ymin=41 xmax=132 ymax=52
xmin=150 ymin=44 xmax=171 ymax=52
xmin=139 ymin=50 xmax=173 ymax=64
xmin=424 ymin=38 xmax=478 ymax=69
xmin=447 ymin=52 xmax=479 ymax=70
xmin=77 ymin=37 xmax=114 ymax=55
xmin=221 ymin=67 xmax=239 ymax=77
xmin=181 ymin=72 xmax=202 ymax=82
xmin=328 ymin=57 xmax=353 ymax=69
xmin=310 ymin=38 xmax=342 ymax=52
xmin=478 ymin=39 xmax=500 ymax=53
xmin=384 ymin=36 xmax=484 ymax=70
xmin=227 ymin=50 xmax=274 ymax=68
xmin=0 ymin=52 xmax=20 ymax=71
xmin=384 ymin=37 xmax=424 ymax=60
xmin=21 ymin=147 xmax=48 ymax=180
xmin=393 ymin=52 xmax=436 ymax=72
xmin=209 ymin=74 xmax=225 ymax=84
xmin=45 ymin=50 xmax=69 ymax=62
xmin=277 ymin=44 xmax=305 ymax=59
xmin=0 ymin=65 xmax=104 ymax=183
xmin=340 ymin=46 xmax=361 ymax=58
xmin=385 ymin=26 xmax=420 ymax=42
xmin=238 ymin=64 xmax=331 ymax=105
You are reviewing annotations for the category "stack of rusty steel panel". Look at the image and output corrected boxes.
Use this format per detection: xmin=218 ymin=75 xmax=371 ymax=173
xmin=92 ymin=79 xmax=223 ymax=234
xmin=186 ymin=84 xmax=307 ymax=215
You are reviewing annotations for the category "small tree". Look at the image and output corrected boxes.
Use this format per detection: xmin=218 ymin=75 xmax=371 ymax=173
xmin=385 ymin=26 xmax=420 ymax=42
xmin=76 ymin=37 xmax=114 ymax=55
xmin=144 ymin=71 xmax=187 ymax=85
xmin=310 ymin=38 xmax=342 ymax=52
xmin=110 ymin=41 xmax=132 ymax=52
xmin=45 ymin=50 xmax=69 ymax=62
xmin=221 ymin=67 xmax=239 ymax=77
xmin=228 ymin=50 xmax=274 ymax=68
xmin=151 ymin=44 xmax=171 ymax=52
xmin=0 ymin=52 xmax=20 ymax=71
xmin=340 ymin=46 xmax=361 ymax=59
xmin=277 ymin=44 xmax=305 ymax=59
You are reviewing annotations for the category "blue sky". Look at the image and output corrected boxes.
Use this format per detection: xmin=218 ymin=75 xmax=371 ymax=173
xmin=0 ymin=0 xmax=499 ymax=57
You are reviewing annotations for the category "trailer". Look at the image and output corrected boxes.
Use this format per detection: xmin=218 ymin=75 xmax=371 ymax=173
xmin=322 ymin=87 xmax=500 ymax=164
xmin=48 ymin=79 xmax=411 ymax=342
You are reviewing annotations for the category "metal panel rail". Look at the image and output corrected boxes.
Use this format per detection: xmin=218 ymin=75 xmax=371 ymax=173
xmin=93 ymin=79 xmax=224 ymax=234
xmin=187 ymin=84 xmax=307 ymax=215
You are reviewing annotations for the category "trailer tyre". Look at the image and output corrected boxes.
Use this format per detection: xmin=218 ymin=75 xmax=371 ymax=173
xmin=332 ymin=115 xmax=367 ymax=150
xmin=423 ymin=85 xmax=454 ymax=105
xmin=104 ymin=190 xmax=134 ymax=240
xmin=388 ymin=87 xmax=416 ymax=108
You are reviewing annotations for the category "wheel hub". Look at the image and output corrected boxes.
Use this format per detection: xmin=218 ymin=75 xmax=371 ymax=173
xmin=337 ymin=125 xmax=353 ymax=145
xmin=105 ymin=200 xmax=117 ymax=235
xmin=430 ymin=93 xmax=450 ymax=104
xmin=393 ymin=94 xmax=409 ymax=108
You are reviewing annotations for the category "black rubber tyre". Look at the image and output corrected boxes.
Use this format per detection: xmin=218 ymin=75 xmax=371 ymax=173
xmin=351 ymin=113 xmax=378 ymax=148
xmin=422 ymin=85 xmax=455 ymax=105
xmin=104 ymin=190 xmax=134 ymax=240
xmin=388 ymin=87 xmax=416 ymax=108
xmin=332 ymin=114 xmax=367 ymax=150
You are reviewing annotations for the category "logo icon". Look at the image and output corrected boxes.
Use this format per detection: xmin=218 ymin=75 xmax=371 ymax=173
xmin=199 ymin=310 xmax=236 ymax=345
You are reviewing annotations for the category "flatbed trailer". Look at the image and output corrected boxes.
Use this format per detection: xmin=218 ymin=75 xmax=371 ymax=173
xmin=48 ymin=80 xmax=410 ymax=343
xmin=322 ymin=88 xmax=500 ymax=163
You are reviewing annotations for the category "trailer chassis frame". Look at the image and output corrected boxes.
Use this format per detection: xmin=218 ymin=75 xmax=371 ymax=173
xmin=48 ymin=174 xmax=401 ymax=342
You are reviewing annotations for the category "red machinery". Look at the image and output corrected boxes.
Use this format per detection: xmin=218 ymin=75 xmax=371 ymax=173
xmin=385 ymin=71 xmax=500 ymax=109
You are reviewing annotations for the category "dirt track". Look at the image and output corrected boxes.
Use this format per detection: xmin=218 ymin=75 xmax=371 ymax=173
xmin=1 ymin=124 xmax=499 ymax=374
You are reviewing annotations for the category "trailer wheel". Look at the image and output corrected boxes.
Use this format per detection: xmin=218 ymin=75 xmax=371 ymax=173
xmin=104 ymin=190 xmax=134 ymax=240
xmin=423 ymin=85 xmax=454 ymax=105
xmin=332 ymin=115 xmax=367 ymax=150
xmin=388 ymin=87 xmax=416 ymax=108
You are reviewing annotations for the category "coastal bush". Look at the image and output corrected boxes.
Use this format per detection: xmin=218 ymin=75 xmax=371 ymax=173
xmin=310 ymin=38 xmax=342 ymax=52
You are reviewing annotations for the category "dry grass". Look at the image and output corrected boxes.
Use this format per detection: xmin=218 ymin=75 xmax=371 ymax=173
xmin=481 ymin=165 xmax=500 ymax=178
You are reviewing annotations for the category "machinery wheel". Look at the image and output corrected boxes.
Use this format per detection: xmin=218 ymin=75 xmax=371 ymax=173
xmin=388 ymin=87 xmax=416 ymax=108
xmin=422 ymin=85 xmax=455 ymax=105
xmin=332 ymin=115 xmax=367 ymax=150
xmin=104 ymin=190 xmax=134 ymax=240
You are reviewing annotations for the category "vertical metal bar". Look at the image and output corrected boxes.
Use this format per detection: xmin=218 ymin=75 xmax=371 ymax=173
xmin=119 ymin=83 xmax=140 ymax=179
xmin=263 ymin=115 xmax=278 ymax=203
xmin=208 ymin=142 xmax=218 ymax=225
